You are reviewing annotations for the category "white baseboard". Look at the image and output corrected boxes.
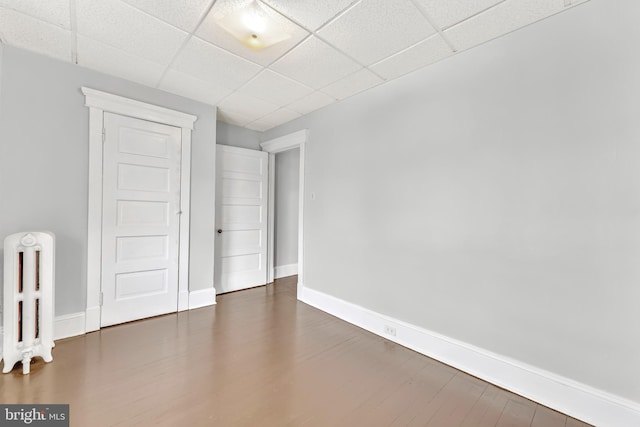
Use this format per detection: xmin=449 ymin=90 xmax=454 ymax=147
xmin=178 ymin=290 xmax=189 ymax=312
xmin=85 ymin=305 xmax=100 ymax=333
xmin=189 ymin=287 xmax=217 ymax=309
xmin=275 ymin=263 xmax=298 ymax=279
xmin=298 ymin=283 xmax=640 ymax=427
xmin=0 ymin=313 xmax=87 ymax=350
xmin=54 ymin=312 xmax=86 ymax=340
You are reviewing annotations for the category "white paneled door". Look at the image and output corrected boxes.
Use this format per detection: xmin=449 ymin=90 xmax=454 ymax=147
xmin=215 ymin=145 xmax=268 ymax=293
xmin=101 ymin=112 xmax=182 ymax=327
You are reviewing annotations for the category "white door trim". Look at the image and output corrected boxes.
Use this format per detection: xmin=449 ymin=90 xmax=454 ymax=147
xmin=260 ymin=129 xmax=307 ymax=299
xmin=82 ymin=87 xmax=197 ymax=332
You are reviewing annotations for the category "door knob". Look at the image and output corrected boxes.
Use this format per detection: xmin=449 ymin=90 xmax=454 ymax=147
xmin=217 ymin=229 xmax=223 ymax=234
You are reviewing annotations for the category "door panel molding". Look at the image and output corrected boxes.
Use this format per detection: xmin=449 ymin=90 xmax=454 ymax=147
xmin=83 ymin=87 xmax=197 ymax=332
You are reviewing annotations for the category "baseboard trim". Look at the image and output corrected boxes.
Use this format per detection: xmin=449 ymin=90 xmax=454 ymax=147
xmin=2 ymin=312 xmax=88 ymax=346
xmin=85 ymin=305 xmax=100 ymax=333
xmin=275 ymin=263 xmax=298 ymax=279
xmin=2 ymin=291 xmax=218 ymax=353
xmin=189 ymin=287 xmax=217 ymax=310
xmin=298 ymin=284 xmax=640 ymax=427
xmin=54 ymin=312 xmax=87 ymax=340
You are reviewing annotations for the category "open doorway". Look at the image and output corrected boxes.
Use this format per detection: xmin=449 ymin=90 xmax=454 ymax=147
xmin=273 ymin=148 xmax=300 ymax=279
xmin=261 ymin=130 xmax=307 ymax=297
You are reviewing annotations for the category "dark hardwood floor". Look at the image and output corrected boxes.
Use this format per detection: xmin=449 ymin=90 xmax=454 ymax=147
xmin=0 ymin=276 xmax=592 ymax=426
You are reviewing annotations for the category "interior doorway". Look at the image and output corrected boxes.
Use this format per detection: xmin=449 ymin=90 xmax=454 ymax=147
xmin=260 ymin=130 xmax=307 ymax=298
xmin=273 ymin=148 xmax=300 ymax=280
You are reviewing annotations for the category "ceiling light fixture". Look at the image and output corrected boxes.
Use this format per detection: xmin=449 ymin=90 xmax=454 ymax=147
xmin=217 ymin=0 xmax=292 ymax=51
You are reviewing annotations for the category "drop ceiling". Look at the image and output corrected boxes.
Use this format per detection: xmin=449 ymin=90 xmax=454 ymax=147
xmin=0 ymin=0 xmax=589 ymax=132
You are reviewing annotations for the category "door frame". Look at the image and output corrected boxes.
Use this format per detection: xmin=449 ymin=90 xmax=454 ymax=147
xmin=260 ymin=129 xmax=307 ymax=299
xmin=82 ymin=87 xmax=197 ymax=332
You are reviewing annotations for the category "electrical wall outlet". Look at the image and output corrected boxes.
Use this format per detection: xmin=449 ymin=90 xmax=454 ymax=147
xmin=383 ymin=324 xmax=397 ymax=336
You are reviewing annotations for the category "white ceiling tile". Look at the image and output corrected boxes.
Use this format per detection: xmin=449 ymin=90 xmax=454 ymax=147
xmin=197 ymin=0 xmax=309 ymax=67
xmin=160 ymin=69 xmax=234 ymax=105
xmin=318 ymin=0 xmax=436 ymax=66
xmin=0 ymin=7 xmax=71 ymax=61
xmin=219 ymin=91 xmax=280 ymax=121
xmin=218 ymin=109 xmax=254 ymax=127
xmin=261 ymin=0 xmax=356 ymax=31
xmin=120 ymin=0 xmax=213 ymax=32
xmin=238 ymin=70 xmax=314 ymax=106
xmin=321 ymin=68 xmax=383 ymax=100
xmin=244 ymin=121 xmax=273 ymax=132
xmin=370 ymin=35 xmax=453 ymax=80
xmin=76 ymin=0 xmax=188 ymax=65
xmin=261 ymin=107 xmax=301 ymax=124
xmin=271 ymin=36 xmax=360 ymax=89
xmin=77 ymin=35 xmax=165 ymax=87
xmin=414 ymin=0 xmax=503 ymax=29
xmin=286 ymin=91 xmax=336 ymax=115
xmin=444 ymin=0 xmax=588 ymax=51
xmin=171 ymin=37 xmax=263 ymax=90
xmin=248 ymin=107 xmax=301 ymax=130
xmin=0 ymin=0 xmax=70 ymax=29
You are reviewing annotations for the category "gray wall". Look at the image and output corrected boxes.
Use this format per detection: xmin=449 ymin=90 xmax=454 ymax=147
xmin=263 ymin=0 xmax=640 ymax=403
xmin=216 ymin=121 xmax=261 ymax=150
xmin=274 ymin=148 xmax=299 ymax=268
xmin=0 ymin=46 xmax=217 ymax=317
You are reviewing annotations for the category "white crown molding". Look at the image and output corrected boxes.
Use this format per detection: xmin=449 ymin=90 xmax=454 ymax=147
xmin=81 ymin=87 xmax=197 ymax=130
xmin=298 ymin=285 xmax=640 ymax=427
xmin=260 ymin=129 xmax=308 ymax=153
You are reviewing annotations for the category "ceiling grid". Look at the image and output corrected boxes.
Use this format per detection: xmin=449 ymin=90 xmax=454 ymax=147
xmin=0 ymin=0 xmax=590 ymax=131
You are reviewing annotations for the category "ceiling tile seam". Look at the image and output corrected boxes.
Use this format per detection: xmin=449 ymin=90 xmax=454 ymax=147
xmin=257 ymin=0 xmax=386 ymax=80
xmin=442 ymin=1 xmax=589 ymax=57
xmin=238 ymin=69 xmax=316 ymax=106
xmin=213 ymin=68 xmax=272 ymax=112
xmin=315 ymin=67 xmax=374 ymax=93
xmin=243 ymin=106 xmax=297 ymax=128
xmin=0 ymin=4 xmax=69 ymax=30
xmin=211 ymin=50 xmax=318 ymax=112
xmin=367 ymin=33 xmax=446 ymax=69
xmin=363 ymin=65 xmax=386 ymax=81
xmin=280 ymin=97 xmax=336 ymax=117
xmin=312 ymin=0 xmax=364 ymax=33
xmin=408 ymin=0 xmax=457 ymax=53
xmin=155 ymin=0 xmax=220 ymax=89
xmin=440 ymin=0 xmax=511 ymax=31
xmin=311 ymin=32 xmax=385 ymax=80
xmin=73 ymin=4 xmax=192 ymax=77
xmin=249 ymin=1 xmax=353 ymax=70
xmin=69 ymin=0 xmax=78 ymax=64
xmin=259 ymin=33 xmax=314 ymax=69
xmin=318 ymin=78 xmax=386 ymax=102
xmin=112 ymin=0 xmax=203 ymax=36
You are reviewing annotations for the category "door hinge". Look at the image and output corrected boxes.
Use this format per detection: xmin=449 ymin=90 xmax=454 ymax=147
xmin=102 ymin=128 xmax=106 ymax=143
xmin=99 ymin=292 xmax=104 ymax=307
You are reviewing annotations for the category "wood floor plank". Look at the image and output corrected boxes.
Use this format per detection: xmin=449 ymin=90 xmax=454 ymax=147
xmin=531 ymin=404 xmax=569 ymax=427
xmin=425 ymin=373 xmax=487 ymax=427
xmin=460 ymin=384 xmax=511 ymax=427
xmin=0 ymin=276 xmax=594 ymax=427
xmin=567 ymin=417 xmax=596 ymax=427
xmin=495 ymin=398 xmax=537 ymax=427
